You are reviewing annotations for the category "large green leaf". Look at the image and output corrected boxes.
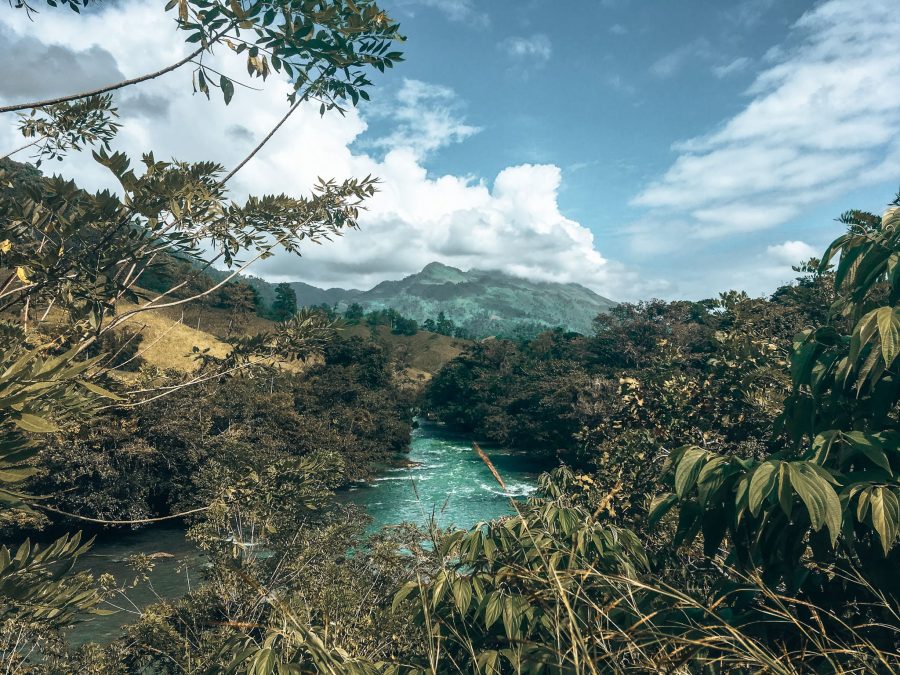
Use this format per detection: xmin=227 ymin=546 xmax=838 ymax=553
xmin=647 ymin=492 xmax=677 ymax=528
xmin=875 ymin=306 xmax=899 ymax=367
xmin=452 ymin=577 xmax=472 ymax=614
xmin=674 ymin=446 xmax=708 ymax=498
xmin=843 ymin=431 xmax=891 ymax=472
xmin=13 ymin=413 xmax=59 ymax=433
xmin=748 ymin=462 xmax=778 ymax=517
xmin=789 ymin=463 xmax=842 ymax=546
xmin=870 ymin=486 xmax=900 ymax=556
xmin=484 ymin=591 xmax=503 ymax=629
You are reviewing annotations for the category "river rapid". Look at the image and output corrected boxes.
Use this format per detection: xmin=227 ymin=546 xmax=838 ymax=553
xmin=343 ymin=419 xmax=543 ymax=531
xmin=68 ymin=420 xmax=542 ymax=644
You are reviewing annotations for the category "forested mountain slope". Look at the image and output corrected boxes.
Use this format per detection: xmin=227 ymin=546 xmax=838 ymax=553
xmin=287 ymin=261 xmax=616 ymax=337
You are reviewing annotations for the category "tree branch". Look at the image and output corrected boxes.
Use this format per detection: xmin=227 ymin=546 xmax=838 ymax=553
xmin=221 ymin=98 xmax=303 ymax=184
xmin=33 ymin=502 xmax=212 ymax=525
xmin=0 ymin=138 xmax=40 ymax=161
xmin=0 ymin=33 xmax=228 ymax=115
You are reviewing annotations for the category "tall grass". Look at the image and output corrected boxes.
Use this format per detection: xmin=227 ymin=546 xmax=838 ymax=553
xmin=395 ymin=447 xmax=900 ymax=674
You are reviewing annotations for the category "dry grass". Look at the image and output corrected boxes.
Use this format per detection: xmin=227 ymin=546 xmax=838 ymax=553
xmin=162 ymin=303 xmax=276 ymax=340
xmin=112 ymin=302 xmax=233 ymax=373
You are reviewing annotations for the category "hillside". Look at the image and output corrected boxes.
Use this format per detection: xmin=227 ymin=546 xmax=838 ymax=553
xmin=343 ymin=323 xmax=469 ymax=386
xmin=289 ymin=262 xmax=616 ymax=337
xmin=104 ymin=300 xmax=466 ymax=382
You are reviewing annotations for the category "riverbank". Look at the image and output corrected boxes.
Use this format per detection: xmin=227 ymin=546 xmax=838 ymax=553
xmin=66 ymin=420 xmax=545 ymax=646
xmin=67 ymin=526 xmax=204 ymax=646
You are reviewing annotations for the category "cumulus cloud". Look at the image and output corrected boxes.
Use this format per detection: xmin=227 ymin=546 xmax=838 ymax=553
xmin=498 ymin=34 xmax=552 ymax=64
xmin=365 ymin=79 xmax=481 ymax=158
xmin=256 ymin=158 xmax=636 ymax=294
xmin=0 ymin=1 xmax=632 ymax=298
xmin=633 ymin=0 xmax=900 ymax=243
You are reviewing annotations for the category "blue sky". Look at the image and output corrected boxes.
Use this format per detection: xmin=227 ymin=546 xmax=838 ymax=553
xmin=1 ymin=0 xmax=899 ymax=300
xmin=349 ymin=0 xmax=900 ymax=298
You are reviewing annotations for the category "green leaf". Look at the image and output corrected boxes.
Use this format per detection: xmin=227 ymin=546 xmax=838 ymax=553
xmin=484 ymin=592 xmax=502 ymax=629
xmin=647 ymin=493 xmax=677 ymax=528
xmin=875 ymin=306 xmax=900 ymax=367
xmin=844 ymin=431 xmax=891 ymax=472
xmin=789 ymin=463 xmax=842 ymax=546
xmin=451 ymin=577 xmax=472 ymax=614
xmin=697 ymin=455 xmax=732 ymax=505
xmin=475 ymin=650 xmax=500 ymax=674
xmin=78 ymin=380 xmax=123 ymax=401
xmin=855 ymin=486 xmax=873 ymax=522
xmin=777 ymin=462 xmax=793 ymax=517
xmin=14 ymin=413 xmax=59 ymax=433
xmin=391 ymin=581 xmax=417 ymax=612
xmin=221 ymin=75 xmax=235 ymax=105
xmin=674 ymin=446 xmax=707 ymax=498
xmin=871 ymin=487 xmax=900 ymax=556
xmin=0 ymin=467 xmax=38 ymax=484
xmin=748 ymin=462 xmax=778 ymax=517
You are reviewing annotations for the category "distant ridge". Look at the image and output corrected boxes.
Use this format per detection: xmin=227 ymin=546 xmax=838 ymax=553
xmin=290 ymin=262 xmax=616 ymax=337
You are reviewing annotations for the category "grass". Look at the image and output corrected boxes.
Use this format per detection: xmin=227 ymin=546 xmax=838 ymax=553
xmin=112 ymin=302 xmax=233 ymax=373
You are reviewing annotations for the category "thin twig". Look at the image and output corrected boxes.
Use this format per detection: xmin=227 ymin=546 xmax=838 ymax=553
xmin=0 ymin=36 xmax=225 ymax=115
xmin=221 ymin=98 xmax=303 ymax=184
xmin=33 ymin=502 xmax=212 ymax=525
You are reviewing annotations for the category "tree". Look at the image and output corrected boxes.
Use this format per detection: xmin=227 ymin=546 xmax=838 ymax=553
xmin=0 ymin=0 xmax=403 ymax=663
xmin=215 ymin=281 xmax=262 ymax=334
xmin=343 ymin=302 xmax=365 ymax=324
xmin=655 ymin=201 xmax=900 ymax=599
xmin=270 ymin=282 xmax=298 ymax=322
xmin=435 ymin=311 xmax=455 ymax=336
xmin=392 ymin=315 xmax=418 ymax=336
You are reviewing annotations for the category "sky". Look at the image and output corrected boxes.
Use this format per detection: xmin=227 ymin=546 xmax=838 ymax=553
xmin=1 ymin=0 xmax=899 ymax=300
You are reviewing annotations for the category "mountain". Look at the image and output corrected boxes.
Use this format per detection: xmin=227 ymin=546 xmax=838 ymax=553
xmin=291 ymin=262 xmax=616 ymax=337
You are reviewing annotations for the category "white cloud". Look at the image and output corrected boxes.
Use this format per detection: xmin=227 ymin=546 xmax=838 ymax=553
xmin=713 ymin=56 xmax=751 ymax=78
xmin=609 ymin=23 xmax=628 ymax=35
xmin=0 ymin=2 xmax=637 ymax=298
xmin=397 ymin=0 xmax=489 ymax=27
xmin=633 ymin=0 xmax=900 ymax=243
xmin=650 ymin=38 xmax=711 ymax=78
xmin=767 ymin=240 xmax=816 ymax=265
xmin=366 ymin=79 xmax=480 ymax=158
xmin=722 ymin=0 xmax=777 ymax=28
xmin=260 ymin=158 xmax=638 ymax=294
xmin=498 ymin=34 xmax=552 ymax=64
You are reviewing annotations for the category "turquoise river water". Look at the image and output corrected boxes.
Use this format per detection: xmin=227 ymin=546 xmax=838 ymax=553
xmin=343 ymin=420 xmax=543 ymax=531
xmin=68 ymin=420 xmax=542 ymax=644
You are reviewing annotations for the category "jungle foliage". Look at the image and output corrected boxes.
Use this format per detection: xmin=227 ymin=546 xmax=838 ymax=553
xmin=0 ymin=1 xmax=899 ymax=673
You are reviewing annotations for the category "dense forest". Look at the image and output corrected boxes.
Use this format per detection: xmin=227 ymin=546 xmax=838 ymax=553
xmin=0 ymin=1 xmax=898 ymax=673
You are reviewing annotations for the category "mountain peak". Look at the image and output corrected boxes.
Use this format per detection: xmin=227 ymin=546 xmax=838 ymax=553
xmin=421 ymin=261 xmax=458 ymax=272
xmin=287 ymin=262 xmax=616 ymax=337
xmin=416 ymin=261 xmax=468 ymax=284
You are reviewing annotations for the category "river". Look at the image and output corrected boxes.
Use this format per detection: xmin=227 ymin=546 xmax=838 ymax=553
xmin=68 ymin=420 xmax=542 ymax=644
xmin=342 ymin=419 xmax=544 ymax=531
